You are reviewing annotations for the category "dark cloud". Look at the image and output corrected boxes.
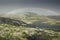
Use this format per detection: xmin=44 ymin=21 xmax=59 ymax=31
xmin=0 ymin=0 xmax=60 ymax=13
xmin=0 ymin=0 xmax=60 ymax=5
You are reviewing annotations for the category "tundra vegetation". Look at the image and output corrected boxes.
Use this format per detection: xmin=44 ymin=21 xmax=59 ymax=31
xmin=0 ymin=24 xmax=60 ymax=40
xmin=0 ymin=12 xmax=60 ymax=40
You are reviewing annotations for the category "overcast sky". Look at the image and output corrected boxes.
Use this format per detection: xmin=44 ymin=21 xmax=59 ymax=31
xmin=0 ymin=0 xmax=60 ymax=14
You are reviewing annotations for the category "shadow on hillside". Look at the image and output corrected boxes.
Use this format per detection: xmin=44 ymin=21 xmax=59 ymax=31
xmin=27 ymin=35 xmax=46 ymax=40
xmin=0 ymin=17 xmax=60 ymax=30
xmin=27 ymin=21 xmax=60 ymax=29
xmin=0 ymin=17 xmax=27 ymax=26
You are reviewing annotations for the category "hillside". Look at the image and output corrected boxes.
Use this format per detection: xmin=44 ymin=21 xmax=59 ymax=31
xmin=0 ymin=24 xmax=60 ymax=40
xmin=0 ymin=17 xmax=27 ymax=26
xmin=0 ymin=12 xmax=60 ymax=29
xmin=0 ymin=12 xmax=60 ymax=40
xmin=47 ymin=16 xmax=60 ymax=20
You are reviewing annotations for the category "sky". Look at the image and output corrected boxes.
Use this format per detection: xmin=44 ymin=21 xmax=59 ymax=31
xmin=0 ymin=0 xmax=60 ymax=15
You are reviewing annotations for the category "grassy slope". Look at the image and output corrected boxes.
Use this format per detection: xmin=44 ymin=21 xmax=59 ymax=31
xmin=0 ymin=12 xmax=60 ymax=40
xmin=0 ymin=24 xmax=60 ymax=40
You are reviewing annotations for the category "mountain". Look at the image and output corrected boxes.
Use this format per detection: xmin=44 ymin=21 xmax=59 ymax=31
xmin=0 ymin=9 xmax=60 ymax=40
xmin=0 ymin=12 xmax=60 ymax=29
